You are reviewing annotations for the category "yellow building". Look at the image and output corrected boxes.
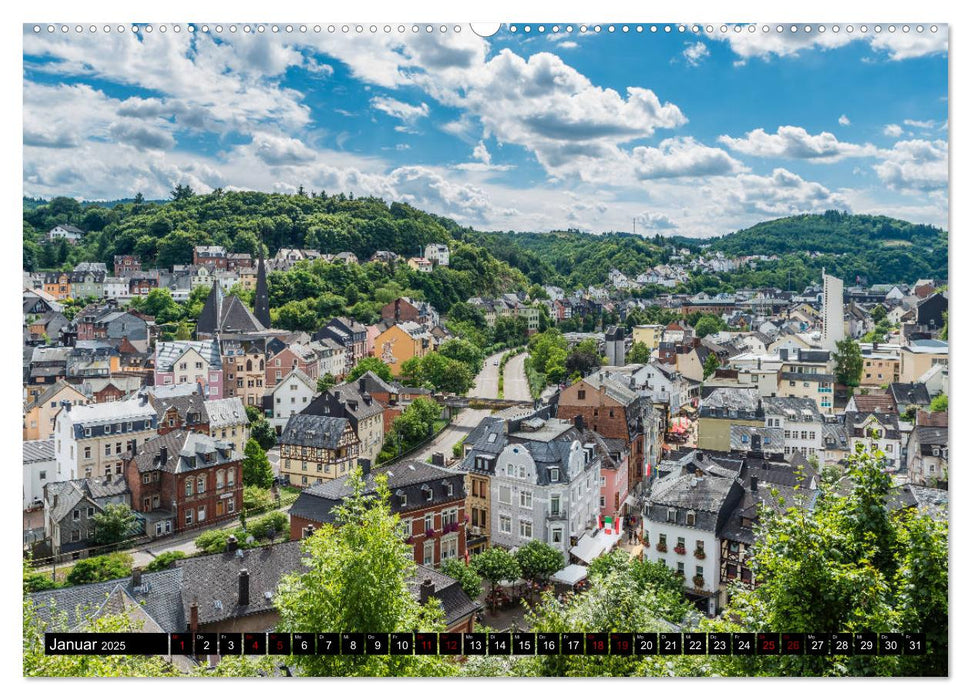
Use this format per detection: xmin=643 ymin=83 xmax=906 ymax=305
xmin=632 ymin=324 xmax=664 ymax=350
xmin=466 ymin=472 xmax=490 ymax=554
xmin=899 ymin=340 xmax=948 ymax=384
xmin=24 ymin=380 xmax=89 ymax=440
xmin=860 ymin=353 xmax=900 ymax=387
xmin=374 ymin=321 xmax=431 ymax=376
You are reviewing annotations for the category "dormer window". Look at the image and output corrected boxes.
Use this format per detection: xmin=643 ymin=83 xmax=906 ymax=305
xmin=549 ymin=468 xmax=560 ymax=482
xmin=104 ymin=425 xmax=112 ymax=434
xmin=667 ymin=508 xmax=675 ymax=523
xmin=686 ymin=510 xmax=696 ymax=526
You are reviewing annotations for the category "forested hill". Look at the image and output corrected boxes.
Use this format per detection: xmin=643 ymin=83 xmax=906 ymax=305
xmin=22 ymin=191 xmax=528 ymax=313
xmin=471 ymin=211 xmax=947 ymax=291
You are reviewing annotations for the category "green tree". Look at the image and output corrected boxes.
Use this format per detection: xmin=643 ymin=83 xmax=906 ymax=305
xmin=347 ymin=357 xmax=394 ymax=383
xmin=929 ymin=394 xmax=948 ymax=412
xmin=250 ymin=417 xmax=277 ymax=451
xmin=834 ymin=337 xmax=864 ymax=388
xmin=242 ymin=438 xmax=274 ymax=489
xmin=514 ymin=540 xmax=564 ymax=594
xmin=65 ymin=552 xmax=133 ymax=586
xmin=438 ymin=338 xmax=486 ymax=374
xmin=440 ymin=558 xmax=483 ymax=601
xmin=471 ymin=547 xmax=521 ymax=604
xmin=628 ymin=341 xmax=651 ymax=364
xmin=871 ymin=304 xmax=888 ymax=324
xmin=92 ymin=503 xmax=138 ymax=546
xmin=693 ymin=314 xmax=725 ymax=338
xmin=703 ymin=352 xmax=720 ymax=379
xmin=317 ymin=373 xmax=337 ymax=393
xmin=145 ymin=551 xmax=186 ymax=573
xmin=274 ymin=466 xmax=455 ymax=676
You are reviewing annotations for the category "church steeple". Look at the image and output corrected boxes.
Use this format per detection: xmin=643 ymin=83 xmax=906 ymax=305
xmin=254 ymin=246 xmax=271 ymax=329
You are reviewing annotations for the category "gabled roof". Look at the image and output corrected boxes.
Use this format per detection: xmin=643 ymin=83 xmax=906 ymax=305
xmin=197 ymin=283 xmax=265 ymax=336
xmin=45 ymin=475 xmax=129 ymax=522
xmin=203 ymin=397 xmax=248 ymax=428
xmin=889 ymin=382 xmax=931 ymax=407
xmin=24 ymin=439 xmax=55 ymax=463
xmin=132 ymin=430 xmax=238 ymax=474
xmin=279 ymin=414 xmax=355 ymax=449
xmin=155 ymin=339 xmax=222 ymax=371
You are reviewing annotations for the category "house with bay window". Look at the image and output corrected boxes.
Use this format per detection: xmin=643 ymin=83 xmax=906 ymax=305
xmin=460 ymin=408 xmax=601 ymax=560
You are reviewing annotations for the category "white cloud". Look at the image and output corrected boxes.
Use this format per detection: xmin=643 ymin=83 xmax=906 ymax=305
xmin=248 ymin=133 xmax=317 ymax=166
xmin=719 ymin=125 xmax=877 ymax=161
xmin=873 ymin=139 xmax=948 ymax=193
xmin=714 ymin=25 xmax=947 ymax=63
xmin=712 ymin=168 xmax=852 ymax=218
xmin=904 ymin=118 xmax=935 ymax=130
xmin=370 ymin=96 xmax=430 ymax=124
xmin=838 ymin=114 xmax=851 ymax=126
xmin=472 ymin=141 xmax=492 ymax=165
xmin=630 ymin=138 xmax=744 ymax=179
xmin=682 ymin=42 xmax=710 ymax=67
xmin=636 ymin=212 xmax=678 ymax=230
xmin=884 ymin=124 xmax=904 ymax=138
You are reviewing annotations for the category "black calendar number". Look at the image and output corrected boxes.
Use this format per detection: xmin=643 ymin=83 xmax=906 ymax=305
xmin=537 ymin=633 xmax=560 ymax=655
xmin=366 ymin=633 xmax=389 ymax=655
xmin=781 ymin=633 xmax=804 ymax=655
xmin=903 ymin=633 xmax=925 ymax=655
xmin=585 ymin=633 xmax=608 ymax=655
xmin=268 ymin=633 xmax=290 ymax=655
xmin=854 ymin=632 xmax=877 ymax=655
xmin=292 ymin=634 xmax=314 ymax=655
xmin=414 ymin=632 xmax=437 ymax=655
xmin=218 ymin=633 xmax=241 ymax=655
xmin=513 ymin=633 xmax=535 ymax=655
xmin=463 ymin=633 xmax=487 ymax=656
xmin=732 ymin=633 xmax=755 ymax=656
xmin=610 ymin=633 xmax=633 ymax=656
xmin=708 ymin=633 xmax=730 ymax=655
xmin=488 ymin=633 xmax=511 ymax=655
xmin=634 ymin=633 xmax=658 ymax=655
xmin=659 ymin=633 xmax=682 ymax=655
xmin=316 ymin=633 xmax=340 ymax=655
xmin=561 ymin=633 xmax=585 ymax=655
xmin=439 ymin=633 xmax=462 ymax=655
xmin=390 ymin=633 xmax=414 ymax=655
xmin=244 ymin=633 xmax=266 ymax=655
xmin=684 ymin=633 xmax=706 ymax=655
xmin=806 ymin=633 xmax=828 ymax=655
xmin=830 ymin=633 xmax=852 ymax=655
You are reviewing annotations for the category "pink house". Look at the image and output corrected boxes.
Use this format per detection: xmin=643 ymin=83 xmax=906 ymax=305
xmin=597 ymin=436 xmax=630 ymax=529
xmin=154 ymin=340 xmax=224 ymax=400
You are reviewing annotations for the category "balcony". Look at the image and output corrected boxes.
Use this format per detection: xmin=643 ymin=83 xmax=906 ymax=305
xmin=546 ymin=509 xmax=567 ymax=521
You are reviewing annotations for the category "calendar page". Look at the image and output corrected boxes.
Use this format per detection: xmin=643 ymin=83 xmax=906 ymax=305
xmin=22 ymin=21 xmax=948 ymax=680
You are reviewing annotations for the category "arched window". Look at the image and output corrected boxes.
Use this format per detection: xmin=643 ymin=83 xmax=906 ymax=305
xmin=246 ymin=359 xmax=253 ymax=372
xmin=197 ymin=475 xmax=206 ymax=493
xmin=259 ymin=359 xmax=265 ymax=371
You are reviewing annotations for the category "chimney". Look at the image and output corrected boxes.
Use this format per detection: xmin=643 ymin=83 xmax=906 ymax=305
xmin=358 ymin=378 xmax=366 ymax=393
xmin=359 ymin=458 xmax=371 ymax=475
xmin=226 ymin=534 xmax=239 ymax=553
xmin=750 ymin=476 xmax=758 ymax=493
xmin=131 ymin=567 xmax=142 ymax=587
xmin=573 ymin=414 xmax=585 ymax=432
xmin=159 ymin=446 xmax=168 ymax=465
xmin=394 ymin=298 xmax=401 ymax=322
xmin=140 ymin=393 xmax=148 ymax=406
xmin=419 ymin=578 xmax=435 ymax=605
xmin=238 ymin=569 xmax=250 ymax=606
xmin=189 ymin=601 xmax=199 ymax=632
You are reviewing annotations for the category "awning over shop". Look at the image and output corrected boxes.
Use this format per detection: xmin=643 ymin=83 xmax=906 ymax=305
xmin=552 ymin=564 xmax=588 ymax=586
xmin=569 ymin=527 xmax=624 ymax=564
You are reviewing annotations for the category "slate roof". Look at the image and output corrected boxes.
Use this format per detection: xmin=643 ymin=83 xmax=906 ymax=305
xmin=729 ymin=425 xmax=784 ymax=451
xmin=132 ymin=430 xmax=238 ymax=474
xmin=761 ymin=396 xmax=822 ymax=422
xmin=889 ymin=382 xmax=931 ymax=407
xmin=289 ymin=460 xmax=465 ymax=525
xmin=45 ymin=475 xmax=130 ymax=523
xmin=178 ymin=540 xmax=305 ymax=626
xmin=645 ymin=473 xmax=736 ymax=534
xmin=822 ymin=421 xmax=850 ymax=450
xmin=203 ymin=397 xmax=248 ymax=428
xmin=355 ymin=370 xmax=398 ymax=395
xmin=913 ymin=425 xmax=948 ymax=447
xmin=409 ymin=564 xmax=481 ymax=627
xmin=60 ymin=398 xmax=158 ymax=437
xmin=23 ymin=438 xmax=55 ymax=463
xmin=279 ymin=414 xmax=354 ymax=449
xmin=28 ymin=568 xmax=186 ymax=633
xmin=155 ymin=340 xmax=222 ymax=372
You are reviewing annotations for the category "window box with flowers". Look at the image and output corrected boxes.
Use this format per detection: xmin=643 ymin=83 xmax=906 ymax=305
xmin=405 ymin=535 xmax=415 ymax=545
xmin=674 ymin=545 xmax=686 ymax=555
xmin=694 ymin=547 xmax=706 ymax=560
xmin=692 ymin=574 xmax=705 ymax=589
xmin=655 ymin=541 xmax=667 ymax=553
xmin=425 ymin=528 xmax=436 ymax=538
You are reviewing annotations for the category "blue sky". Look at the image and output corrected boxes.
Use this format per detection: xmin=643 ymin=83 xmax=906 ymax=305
xmin=22 ymin=23 xmax=948 ymax=237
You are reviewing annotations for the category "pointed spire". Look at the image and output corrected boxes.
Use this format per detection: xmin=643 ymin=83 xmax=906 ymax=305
xmin=197 ymin=281 xmax=224 ymax=339
xmin=254 ymin=246 xmax=271 ymax=329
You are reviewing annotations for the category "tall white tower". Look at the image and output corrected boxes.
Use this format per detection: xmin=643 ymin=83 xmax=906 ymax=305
xmin=822 ymin=268 xmax=845 ymax=351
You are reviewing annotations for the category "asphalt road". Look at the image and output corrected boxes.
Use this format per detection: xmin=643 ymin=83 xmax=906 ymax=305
xmin=411 ymin=350 xmax=507 ymax=462
xmin=503 ymin=352 xmax=532 ymax=402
